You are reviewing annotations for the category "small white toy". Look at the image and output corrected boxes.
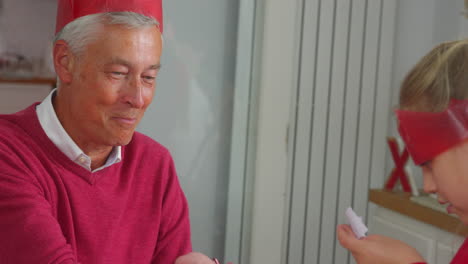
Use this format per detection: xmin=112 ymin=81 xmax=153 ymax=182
xmin=345 ymin=207 xmax=368 ymax=239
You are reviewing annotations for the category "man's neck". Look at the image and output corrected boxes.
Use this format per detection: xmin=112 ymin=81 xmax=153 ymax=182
xmin=86 ymin=147 xmax=113 ymax=170
xmin=52 ymin=90 xmax=113 ymax=170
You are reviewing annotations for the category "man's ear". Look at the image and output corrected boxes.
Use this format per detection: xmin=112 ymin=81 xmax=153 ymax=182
xmin=53 ymin=40 xmax=75 ymax=84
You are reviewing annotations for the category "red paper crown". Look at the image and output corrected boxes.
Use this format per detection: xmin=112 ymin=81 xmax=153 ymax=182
xmin=396 ymin=99 xmax=468 ymax=165
xmin=56 ymin=0 xmax=163 ymax=34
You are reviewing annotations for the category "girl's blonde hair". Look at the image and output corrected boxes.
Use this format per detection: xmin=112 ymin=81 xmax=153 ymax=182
xmin=399 ymin=39 xmax=468 ymax=112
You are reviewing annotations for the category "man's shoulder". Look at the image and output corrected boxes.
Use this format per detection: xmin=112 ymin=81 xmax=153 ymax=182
xmin=0 ymin=119 xmax=23 ymax=154
xmin=0 ymin=109 xmax=43 ymax=177
xmin=0 ymin=115 xmax=27 ymax=140
xmin=0 ymin=104 xmax=37 ymax=130
xmin=0 ymin=105 xmax=38 ymax=142
xmin=128 ymin=131 xmax=171 ymax=157
xmin=122 ymin=132 xmax=176 ymax=173
xmin=131 ymin=131 xmax=166 ymax=148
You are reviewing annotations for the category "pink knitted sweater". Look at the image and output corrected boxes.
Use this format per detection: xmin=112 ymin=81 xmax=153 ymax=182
xmin=0 ymin=104 xmax=192 ymax=264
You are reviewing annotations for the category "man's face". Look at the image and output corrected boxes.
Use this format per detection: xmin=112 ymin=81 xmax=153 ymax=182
xmin=59 ymin=24 xmax=162 ymax=148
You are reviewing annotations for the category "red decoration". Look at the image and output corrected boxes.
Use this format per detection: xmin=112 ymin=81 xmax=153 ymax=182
xmin=385 ymin=137 xmax=412 ymax=192
xmin=56 ymin=0 xmax=164 ymax=34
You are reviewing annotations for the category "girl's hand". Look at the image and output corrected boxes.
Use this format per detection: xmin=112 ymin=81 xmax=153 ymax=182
xmin=337 ymin=224 xmax=426 ymax=264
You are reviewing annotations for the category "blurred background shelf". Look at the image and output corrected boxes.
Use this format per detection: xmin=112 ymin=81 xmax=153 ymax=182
xmin=0 ymin=77 xmax=56 ymax=87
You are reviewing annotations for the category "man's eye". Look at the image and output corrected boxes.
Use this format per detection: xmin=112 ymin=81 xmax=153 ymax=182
xmin=112 ymin=72 xmax=126 ymax=76
xmin=143 ymin=76 xmax=156 ymax=81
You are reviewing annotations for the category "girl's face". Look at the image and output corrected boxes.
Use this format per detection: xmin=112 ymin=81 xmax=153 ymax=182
xmin=422 ymin=140 xmax=468 ymax=224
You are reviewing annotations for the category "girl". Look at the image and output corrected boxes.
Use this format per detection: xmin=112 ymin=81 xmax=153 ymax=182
xmin=338 ymin=39 xmax=468 ymax=264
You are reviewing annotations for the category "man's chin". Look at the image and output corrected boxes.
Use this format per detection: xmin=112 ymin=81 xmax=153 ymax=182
xmin=111 ymin=132 xmax=135 ymax=146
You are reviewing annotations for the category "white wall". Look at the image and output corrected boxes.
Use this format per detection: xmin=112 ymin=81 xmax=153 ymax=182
xmin=391 ymin=0 xmax=463 ymax=108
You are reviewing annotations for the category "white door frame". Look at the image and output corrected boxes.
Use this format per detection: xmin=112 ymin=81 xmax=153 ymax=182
xmin=225 ymin=0 xmax=303 ymax=263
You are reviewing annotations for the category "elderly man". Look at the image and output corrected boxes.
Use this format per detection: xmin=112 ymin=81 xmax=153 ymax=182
xmin=0 ymin=0 xmax=217 ymax=263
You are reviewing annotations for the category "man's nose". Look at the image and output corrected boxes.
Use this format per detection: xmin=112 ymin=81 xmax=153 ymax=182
xmin=124 ymin=76 xmax=145 ymax=108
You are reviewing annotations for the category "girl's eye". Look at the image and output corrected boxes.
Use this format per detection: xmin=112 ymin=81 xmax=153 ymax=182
xmin=421 ymin=161 xmax=433 ymax=170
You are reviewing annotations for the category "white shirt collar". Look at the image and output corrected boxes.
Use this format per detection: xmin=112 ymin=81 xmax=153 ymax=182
xmin=36 ymin=89 xmax=121 ymax=172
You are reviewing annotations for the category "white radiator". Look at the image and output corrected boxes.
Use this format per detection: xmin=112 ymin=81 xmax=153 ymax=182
xmin=285 ymin=0 xmax=397 ymax=263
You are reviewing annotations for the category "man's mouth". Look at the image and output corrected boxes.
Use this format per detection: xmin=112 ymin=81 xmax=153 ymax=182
xmin=112 ymin=116 xmax=137 ymax=125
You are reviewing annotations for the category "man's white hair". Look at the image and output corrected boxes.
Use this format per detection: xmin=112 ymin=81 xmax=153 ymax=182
xmin=54 ymin=11 xmax=160 ymax=55
xmin=53 ymin=12 xmax=159 ymax=87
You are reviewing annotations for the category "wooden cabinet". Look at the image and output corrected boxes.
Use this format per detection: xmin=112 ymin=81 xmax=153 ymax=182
xmin=369 ymin=204 xmax=464 ymax=263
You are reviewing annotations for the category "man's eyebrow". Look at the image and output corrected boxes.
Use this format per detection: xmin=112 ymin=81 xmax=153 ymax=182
xmin=106 ymin=58 xmax=161 ymax=70
xmin=107 ymin=58 xmax=131 ymax=67
xmin=148 ymin=63 xmax=162 ymax=70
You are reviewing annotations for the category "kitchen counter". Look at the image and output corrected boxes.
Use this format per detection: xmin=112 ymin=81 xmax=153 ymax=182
xmin=369 ymin=189 xmax=468 ymax=236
